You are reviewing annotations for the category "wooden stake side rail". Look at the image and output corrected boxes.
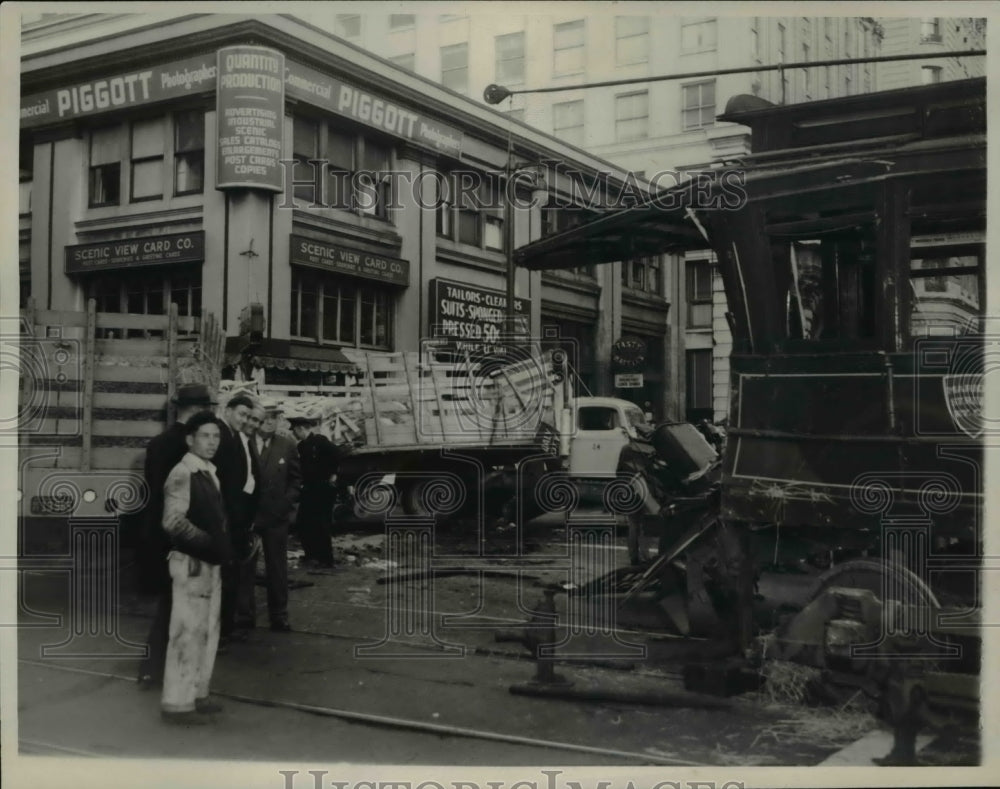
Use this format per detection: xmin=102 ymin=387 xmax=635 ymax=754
xmin=257 ymin=349 xmax=559 ymax=450
xmin=19 ymin=300 xmax=222 ymax=471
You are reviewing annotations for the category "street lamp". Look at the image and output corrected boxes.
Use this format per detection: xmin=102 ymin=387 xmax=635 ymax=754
xmin=483 ymin=84 xmax=522 ymax=350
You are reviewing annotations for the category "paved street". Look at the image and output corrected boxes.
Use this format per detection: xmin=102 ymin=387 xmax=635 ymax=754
xmin=12 ymin=515 xmax=979 ymax=772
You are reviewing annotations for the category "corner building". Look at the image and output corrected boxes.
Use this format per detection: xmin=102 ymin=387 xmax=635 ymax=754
xmin=19 ymin=14 xmax=671 ymax=410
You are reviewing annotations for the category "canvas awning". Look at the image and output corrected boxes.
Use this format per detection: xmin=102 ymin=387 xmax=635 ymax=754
xmin=225 ymin=337 xmax=357 ymax=373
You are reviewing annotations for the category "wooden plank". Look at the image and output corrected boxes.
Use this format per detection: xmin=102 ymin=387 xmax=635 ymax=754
xmin=167 ymin=302 xmax=178 ymax=426
xmin=92 ymin=447 xmax=145 ymax=471
xmin=364 ymin=353 xmax=383 ymax=445
xmin=94 ymin=312 xmax=173 ymax=331
xmin=81 ymin=300 xmax=96 ymax=472
xmin=92 ymin=419 xmax=162 ymax=438
xmin=94 ymin=339 xmax=169 ymax=357
xmin=93 ymin=391 xmax=171 ymax=410
xmin=28 ymin=309 xmax=89 ymax=329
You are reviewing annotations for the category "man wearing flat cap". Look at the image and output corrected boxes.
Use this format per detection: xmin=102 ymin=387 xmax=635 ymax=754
xmin=248 ymin=399 xmax=302 ymax=630
xmin=289 ymin=408 xmax=347 ymax=569
xmin=137 ymin=383 xmax=216 ymax=689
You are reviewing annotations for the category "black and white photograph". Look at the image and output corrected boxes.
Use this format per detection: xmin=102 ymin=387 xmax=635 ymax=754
xmin=2 ymin=2 xmax=996 ymax=787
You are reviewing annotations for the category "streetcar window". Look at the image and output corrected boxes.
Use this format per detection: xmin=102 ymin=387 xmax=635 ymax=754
xmin=774 ymin=234 xmax=876 ymax=344
xmin=908 ymin=248 xmax=982 ymax=338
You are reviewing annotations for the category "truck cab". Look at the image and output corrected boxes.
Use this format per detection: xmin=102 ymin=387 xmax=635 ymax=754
xmin=568 ymin=396 xmax=648 ymax=477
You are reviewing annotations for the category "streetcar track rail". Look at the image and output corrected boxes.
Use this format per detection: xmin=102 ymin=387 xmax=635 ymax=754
xmin=17 ymin=658 xmax=703 ymax=766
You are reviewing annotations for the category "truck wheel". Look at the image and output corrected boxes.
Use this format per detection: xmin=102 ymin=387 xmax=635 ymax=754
xmin=400 ymin=479 xmax=432 ymax=517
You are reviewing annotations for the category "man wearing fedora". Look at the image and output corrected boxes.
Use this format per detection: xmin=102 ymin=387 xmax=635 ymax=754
xmin=247 ymin=399 xmax=302 ymax=630
xmin=137 ymin=383 xmax=216 ymax=690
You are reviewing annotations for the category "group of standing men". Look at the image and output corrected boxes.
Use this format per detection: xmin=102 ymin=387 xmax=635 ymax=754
xmin=135 ymin=384 xmax=347 ymax=724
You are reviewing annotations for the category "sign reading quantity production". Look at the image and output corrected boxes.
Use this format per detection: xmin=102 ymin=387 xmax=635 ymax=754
xmin=216 ymin=46 xmax=286 ymax=192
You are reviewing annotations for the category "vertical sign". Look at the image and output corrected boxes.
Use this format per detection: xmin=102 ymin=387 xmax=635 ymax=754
xmin=216 ymin=46 xmax=285 ymax=192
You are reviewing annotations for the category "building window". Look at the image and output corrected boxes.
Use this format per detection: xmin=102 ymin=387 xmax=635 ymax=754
xmin=291 ymin=115 xmax=393 ymax=219
xmin=389 ymin=14 xmax=415 ymax=30
xmin=174 ymin=110 xmax=204 ymax=196
xmin=681 ymin=18 xmax=717 ymax=53
xmin=86 ymin=268 xmax=202 ymax=337
xmin=390 ymin=53 xmax=416 ymax=71
xmin=922 ymin=66 xmax=943 ymax=84
xmin=19 ymin=238 xmax=30 ymax=309
xmin=19 ymin=141 xmax=32 ymax=216
xmin=130 ymin=118 xmax=165 ymax=202
xmin=615 ymin=90 xmax=648 ymax=142
xmin=495 ymin=32 xmax=525 ymax=84
xmin=89 ymin=113 xmax=204 ymax=208
xmin=553 ymin=20 xmax=585 ymax=76
xmin=682 ymin=81 xmax=715 ymax=131
xmin=441 ymin=43 xmax=468 ymax=94
xmin=89 ymin=125 xmax=122 ymax=207
xmin=553 ymin=100 xmax=584 ymax=146
xmin=290 ymin=268 xmax=393 ymax=349
xmin=615 ymin=16 xmax=649 ymax=65
xmin=686 ymin=260 xmax=712 ymax=327
xmin=292 ymin=116 xmax=319 ymax=203
xmin=921 ymin=18 xmax=941 ymax=42
xmin=686 ymin=349 xmax=713 ymax=421
xmin=622 ymin=256 xmax=662 ymax=295
xmin=437 ymin=170 xmax=505 ymax=252
xmin=335 ymin=14 xmax=361 ymax=39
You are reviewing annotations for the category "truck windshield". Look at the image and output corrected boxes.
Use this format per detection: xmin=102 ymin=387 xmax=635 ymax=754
xmin=624 ymin=408 xmax=647 ymax=428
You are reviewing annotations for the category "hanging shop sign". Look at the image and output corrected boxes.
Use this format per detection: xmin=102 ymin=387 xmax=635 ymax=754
xmin=429 ymin=278 xmax=531 ymax=355
xmin=65 ymin=231 xmax=205 ymax=274
xmin=20 ymin=53 xmax=218 ymax=129
xmin=215 ymin=46 xmax=286 ymax=191
xmin=290 ymin=235 xmax=410 ymax=286
xmin=611 ymin=337 xmax=648 ymax=372
xmin=284 ymin=60 xmax=464 ymax=156
xmin=614 ymin=373 xmax=644 ymax=389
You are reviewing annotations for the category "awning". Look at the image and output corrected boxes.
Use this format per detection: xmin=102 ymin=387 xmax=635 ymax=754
xmin=225 ymin=337 xmax=358 ymax=374
xmin=514 ymin=197 xmax=705 ymax=272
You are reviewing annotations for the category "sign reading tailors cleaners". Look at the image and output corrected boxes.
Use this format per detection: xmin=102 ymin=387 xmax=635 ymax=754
xmin=66 ymin=231 xmax=205 ymax=274
xmin=290 ymin=235 xmax=410 ymax=286
xmin=216 ymin=46 xmax=285 ymax=192
xmin=429 ymin=278 xmax=531 ymax=355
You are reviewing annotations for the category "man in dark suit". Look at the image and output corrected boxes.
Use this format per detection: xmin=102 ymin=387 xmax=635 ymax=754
xmin=247 ymin=399 xmax=302 ymax=630
xmin=213 ymin=393 xmax=259 ymax=644
xmin=137 ymin=383 xmax=216 ymax=690
xmin=288 ymin=408 xmax=347 ymax=569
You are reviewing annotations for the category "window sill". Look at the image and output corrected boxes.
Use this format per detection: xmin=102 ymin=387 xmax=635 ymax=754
xmin=436 ymin=238 xmax=506 ymax=272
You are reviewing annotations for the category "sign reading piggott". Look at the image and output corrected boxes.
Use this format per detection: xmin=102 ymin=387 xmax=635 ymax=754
xmin=429 ymin=278 xmax=530 ymax=356
xmin=216 ymin=46 xmax=285 ymax=191
xmin=66 ymin=232 xmax=205 ymax=274
xmin=290 ymin=235 xmax=410 ymax=286
xmin=20 ymin=54 xmax=218 ymax=128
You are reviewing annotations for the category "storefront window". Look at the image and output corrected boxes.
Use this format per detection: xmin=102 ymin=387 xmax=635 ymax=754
xmin=291 ymin=269 xmax=393 ymax=349
xmin=85 ymin=267 xmax=202 ymax=338
xmin=686 ymin=259 xmax=712 ymax=326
